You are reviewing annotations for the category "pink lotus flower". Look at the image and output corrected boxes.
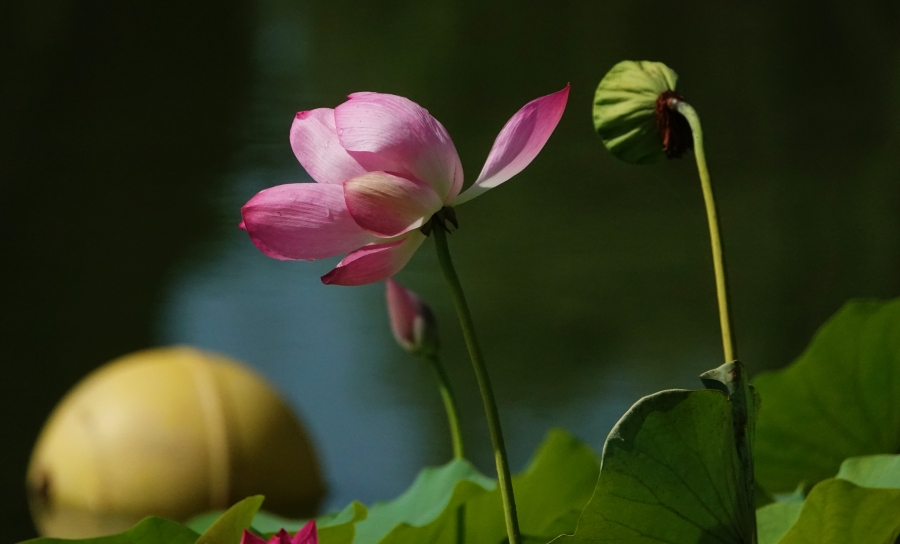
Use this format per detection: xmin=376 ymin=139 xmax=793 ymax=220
xmin=240 ymin=520 xmax=317 ymax=544
xmin=240 ymin=86 xmax=569 ymax=286
xmin=386 ymin=278 xmax=438 ymax=356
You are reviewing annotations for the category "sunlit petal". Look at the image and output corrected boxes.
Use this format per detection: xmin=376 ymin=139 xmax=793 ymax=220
xmin=321 ymin=232 xmax=426 ymax=286
xmin=241 ymin=183 xmax=377 ymax=260
xmin=290 ymin=108 xmax=368 ymax=184
xmin=335 ymin=93 xmax=463 ymax=200
xmin=344 ymin=172 xmax=443 ymax=237
xmin=450 ymin=85 xmax=569 ymax=205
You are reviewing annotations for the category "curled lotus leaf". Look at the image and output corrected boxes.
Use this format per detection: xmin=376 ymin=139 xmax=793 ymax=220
xmin=753 ymin=298 xmax=900 ymax=493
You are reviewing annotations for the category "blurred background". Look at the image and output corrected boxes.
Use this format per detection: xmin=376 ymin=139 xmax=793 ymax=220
xmin=3 ymin=0 xmax=900 ymax=539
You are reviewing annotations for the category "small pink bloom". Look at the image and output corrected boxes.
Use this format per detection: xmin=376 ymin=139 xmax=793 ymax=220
xmin=241 ymin=85 xmax=570 ymax=286
xmin=240 ymin=520 xmax=317 ymax=544
xmin=386 ymin=279 xmax=438 ymax=356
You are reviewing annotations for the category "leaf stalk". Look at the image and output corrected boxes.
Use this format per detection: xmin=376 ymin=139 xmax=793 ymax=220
xmin=673 ymin=99 xmax=738 ymax=364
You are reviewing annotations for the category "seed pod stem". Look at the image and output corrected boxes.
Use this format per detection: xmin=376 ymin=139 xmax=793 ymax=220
xmin=672 ymin=99 xmax=737 ymax=363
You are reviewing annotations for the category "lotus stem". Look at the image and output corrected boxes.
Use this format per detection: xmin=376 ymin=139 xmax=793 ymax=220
xmin=432 ymin=214 xmax=521 ymax=544
xmin=673 ymin=100 xmax=738 ymax=364
xmin=424 ymin=352 xmax=465 ymax=460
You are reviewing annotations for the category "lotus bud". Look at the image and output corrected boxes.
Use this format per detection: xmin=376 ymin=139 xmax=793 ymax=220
xmin=386 ymin=279 xmax=439 ymax=358
xmin=26 ymin=347 xmax=326 ymax=538
xmin=241 ymin=520 xmax=317 ymax=544
xmin=593 ymin=60 xmax=692 ymax=164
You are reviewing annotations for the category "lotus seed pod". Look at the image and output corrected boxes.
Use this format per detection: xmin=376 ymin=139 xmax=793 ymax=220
xmin=593 ymin=60 xmax=690 ymax=164
xmin=26 ymin=346 xmax=326 ymax=538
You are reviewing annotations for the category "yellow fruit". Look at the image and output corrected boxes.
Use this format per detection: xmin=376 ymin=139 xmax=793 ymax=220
xmin=27 ymin=346 xmax=326 ymax=538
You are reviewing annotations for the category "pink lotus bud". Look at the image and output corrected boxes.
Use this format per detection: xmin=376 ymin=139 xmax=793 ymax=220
xmin=240 ymin=520 xmax=317 ymax=544
xmin=386 ymin=279 xmax=439 ymax=357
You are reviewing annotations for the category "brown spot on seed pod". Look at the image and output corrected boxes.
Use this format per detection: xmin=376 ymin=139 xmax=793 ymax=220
xmin=27 ymin=471 xmax=52 ymax=507
xmin=655 ymin=90 xmax=693 ymax=159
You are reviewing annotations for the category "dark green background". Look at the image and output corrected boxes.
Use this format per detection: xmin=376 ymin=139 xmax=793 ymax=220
xmin=3 ymin=0 xmax=899 ymax=540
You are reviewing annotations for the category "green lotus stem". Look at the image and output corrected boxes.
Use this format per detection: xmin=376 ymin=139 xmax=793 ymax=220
xmin=432 ymin=216 xmax=521 ymax=544
xmin=424 ymin=352 xmax=465 ymax=460
xmin=674 ymin=100 xmax=737 ymax=364
xmin=424 ymin=350 xmax=466 ymax=544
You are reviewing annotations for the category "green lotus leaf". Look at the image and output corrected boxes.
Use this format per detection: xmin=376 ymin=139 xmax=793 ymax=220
xmin=318 ymin=430 xmax=599 ymax=544
xmin=836 ymin=454 xmax=900 ymax=489
xmin=185 ymin=512 xmax=226 ymax=535
xmin=756 ymin=501 xmax=804 ymax=544
xmin=775 ymin=478 xmax=900 ymax=543
xmin=17 ymin=517 xmax=199 ymax=544
xmin=196 ymin=495 xmax=264 ymax=544
xmin=364 ymin=428 xmax=600 ymax=544
xmin=316 ymin=502 xmax=369 ymax=544
xmin=593 ymin=60 xmax=679 ymax=164
xmin=185 ymin=427 xmax=599 ymax=544
xmin=189 ymin=500 xmax=367 ymax=544
xmin=256 ymin=501 xmax=368 ymax=543
xmin=354 ymin=459 xmax=494 ymax=544
xmin=554 ymin=388 xmax=755 ymax=544
xmin=758 ymin=453 xmax=900 ymax=544
xmin=756 ymin=486 xmax=806 ymax=544
xmin=460 ymin=428 xmax=600 ymax=543
xmin=753 ymin=298 xmax=900 ymax=493
xmin=191 ymin=461 xmax=481 ymax=544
